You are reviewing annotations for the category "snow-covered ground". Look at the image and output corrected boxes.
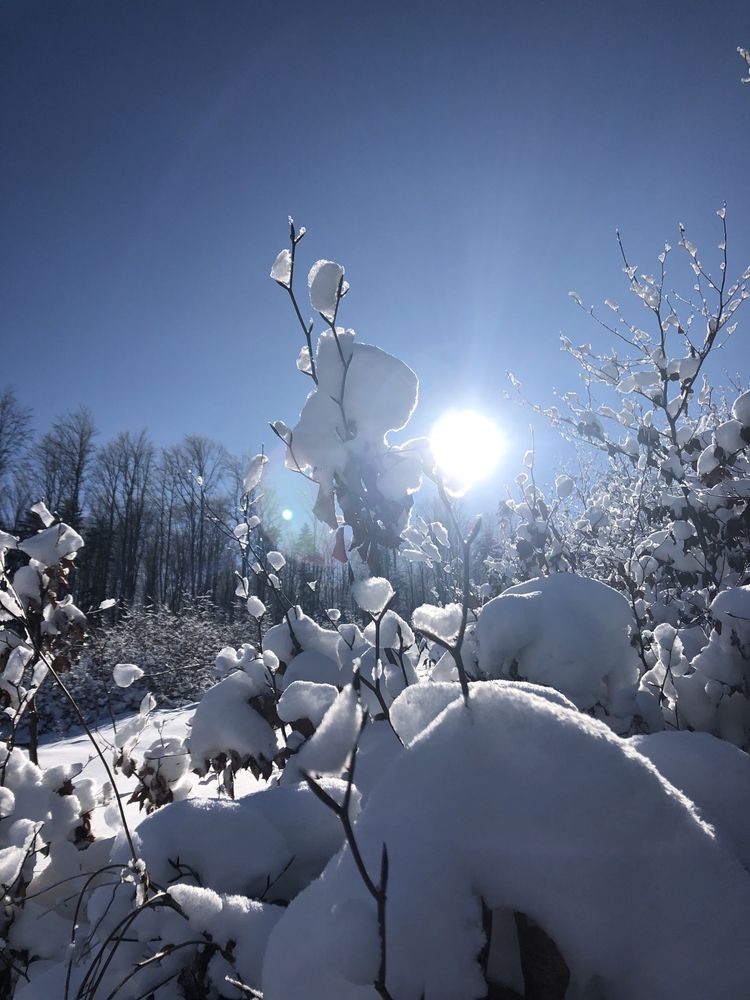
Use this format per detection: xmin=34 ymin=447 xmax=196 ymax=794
xmin=38 ymin=703 xmax=265 ymax=829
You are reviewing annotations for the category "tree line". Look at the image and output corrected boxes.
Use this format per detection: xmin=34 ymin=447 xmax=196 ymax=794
xmin=0 ymin=386 xmax=477 ymax=621
xmin=0 ymin=387 xmax=279 ymax=615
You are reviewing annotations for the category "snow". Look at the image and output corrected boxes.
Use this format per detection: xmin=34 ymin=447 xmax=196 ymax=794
xmin=134 ymin=778 xmax=356 ymax=903
xmin=18 ymin=523 xmax=84 ymax=566
xmin=285 ymin=330 xmax=419 ymax=502
xmin=297 ymin=344 xmax=313 ymax=373
xmin=36 ymin=704 xmax=193 ymax=793
xmin=631 ymin=730 xmax=750 ymax=868
xmin=308 ymin=259 xmax=346 ymax=319
xmin=112 ymin=662 xmax=144 ymax=688
xmin=263 ymin=681 xmax=750 ymax=1000
xmin=710 ymin=584 xmax=750 ymax=641
xmin=345 ymin=341 xmax=419 ymax=443
xmin=12 ymin=565 xmax=41 ymax=607
xmin=430 ymin=521 xmax=449 ymax=547
xmin=205 ymin=894 xmax=283 ymax=994
xmin=270 ymin=248 xmax=292 ymax=287
xmin=475 ymin=574 xmax=640 ymax=722
xmin=389 ymin=682 xmax=462 ymax=745
xmin=280 ymin=648 xmax=341 ymax=689
xmin=170 ymin=881 xmax=223 ymax=923
xmin=0 ymin=529 xmax=18 ymax=553
xmin=715 ymin=418 xmax=745 ymax=454
xmin=243 ymin=452 xmax=268 ymax=494
xmin=166 ymin=885 xmax=285 ymax=995
xmin=264 ymin=607 xmax=344 ymax=674
xmin=246 ymin=595 xmax=266 ymax=618
xmin=697 ymin=442 xmax=720 ymax=476
xmin=278 ymin=680 xmax=338 ymax=727
xmin=284 ymin=685 xmax=363 ymax=782
xmin=188 ymin=670 xmax=277 ymax=775
xmin=732 ymin=388 xmax=750 ymax=426
xmin=678 ymin=586 xmax=750 ymax=747
xmin=7 ymin=223 xmax=750 ymax=999
xmin=412 ymin=602 xmax=462 ymax=643
xmin=555 ymin=474 xmax=575 ymax=498
xmin=267 ymin=550 xmax=286 ymax=571
xmin=362 ymin=609 xmax=414 ymax=650
xmin=29 ymin=500 xmax=54 ymax=527
xmin=326 ymin=897 xmax=380 ymax=985
xmin=352 ymin=576 xmax=395 ymax=616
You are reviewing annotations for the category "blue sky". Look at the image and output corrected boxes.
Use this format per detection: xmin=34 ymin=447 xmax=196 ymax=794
xmin=3 ymin=0 xmax=749 ymax=516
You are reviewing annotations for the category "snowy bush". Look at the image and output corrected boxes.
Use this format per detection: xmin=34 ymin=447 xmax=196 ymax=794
xmin=33 ymin=598 xmax=248 ymax=736
xmin=500 ymin=213 xmax=750 ymax=745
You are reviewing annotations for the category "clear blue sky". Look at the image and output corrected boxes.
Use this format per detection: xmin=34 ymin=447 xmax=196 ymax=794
xmin=2 ymin=0 xmax=749 ymax=513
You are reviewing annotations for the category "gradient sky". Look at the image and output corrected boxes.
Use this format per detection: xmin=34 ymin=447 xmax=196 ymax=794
xmin=3 ymin=0 xmax=749 ymax=517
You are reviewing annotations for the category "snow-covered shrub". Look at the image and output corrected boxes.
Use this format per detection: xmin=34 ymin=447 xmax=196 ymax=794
xmin=271 ymin=220 xmax=426 ymax=571
xmin=0 ymin=740 xmax=116 ymax=997
xmin=499 ymin=213 xmax=750 ymax=742
xmin=34 ymin=597 xmax=249 ymax=735
xmin=475 ymin=573 xmax=641 ymax=730
xmin=264 ymin=682 xmax=750 ymax=1000
xmin=1 ymin=507 xmax=87 ymax=753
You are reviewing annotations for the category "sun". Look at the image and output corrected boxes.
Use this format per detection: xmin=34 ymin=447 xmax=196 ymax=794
xmin=430 ymin=410 xmax=505 ymax=493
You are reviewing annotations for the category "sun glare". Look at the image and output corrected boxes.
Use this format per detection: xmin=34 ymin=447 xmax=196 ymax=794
xmin=282 ymin=508 xmax=294 ymax=521
xmin=430 ymin=410 xmax=505 ymax=493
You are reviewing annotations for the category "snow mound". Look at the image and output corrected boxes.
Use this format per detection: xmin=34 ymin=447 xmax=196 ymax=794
xmin=390 ymin=680 xmax=577 ymax=747
xmin=263 ymin=681 xmax=750 ymax=1000
xmin=278 ymin=681 xmax=339 ymax=728
xmin=134 ymin=778 xmax=358 ymax=903
xmin=632 ymin=730 xmax=750 ymax=868
xmin=188 ymin=670 xmax=277 ymax=775
xmin=475 ymin=574 xmax=640 ymax=721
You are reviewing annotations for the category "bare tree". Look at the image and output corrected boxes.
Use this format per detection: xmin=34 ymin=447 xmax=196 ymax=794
xmin=0 ymin=386 xmax=32 ymax=527
xmin=81 ymin=430 xmax=155 ymax=606
xmin=31 ymin=406 xmax=97 ymax=529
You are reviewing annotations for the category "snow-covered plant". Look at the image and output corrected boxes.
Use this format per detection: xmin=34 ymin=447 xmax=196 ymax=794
xmin=500 ymin=214 xmax=750 ymax=745
xmin=0 ymin=508 xmax=151 ymax=998
xmin=1 ymin=504 xmax=86 ymax=758
xmin=35 ymin=596 xmax=249 ymax=736
xmin=739 ymin=44 xmax=750 ymax=84
xmin=271 ymin=220 xmax=427 ymax=572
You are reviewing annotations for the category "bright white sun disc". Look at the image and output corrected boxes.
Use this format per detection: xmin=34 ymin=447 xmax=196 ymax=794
xmin=430 ymin=410 xmax=505 ymax=491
